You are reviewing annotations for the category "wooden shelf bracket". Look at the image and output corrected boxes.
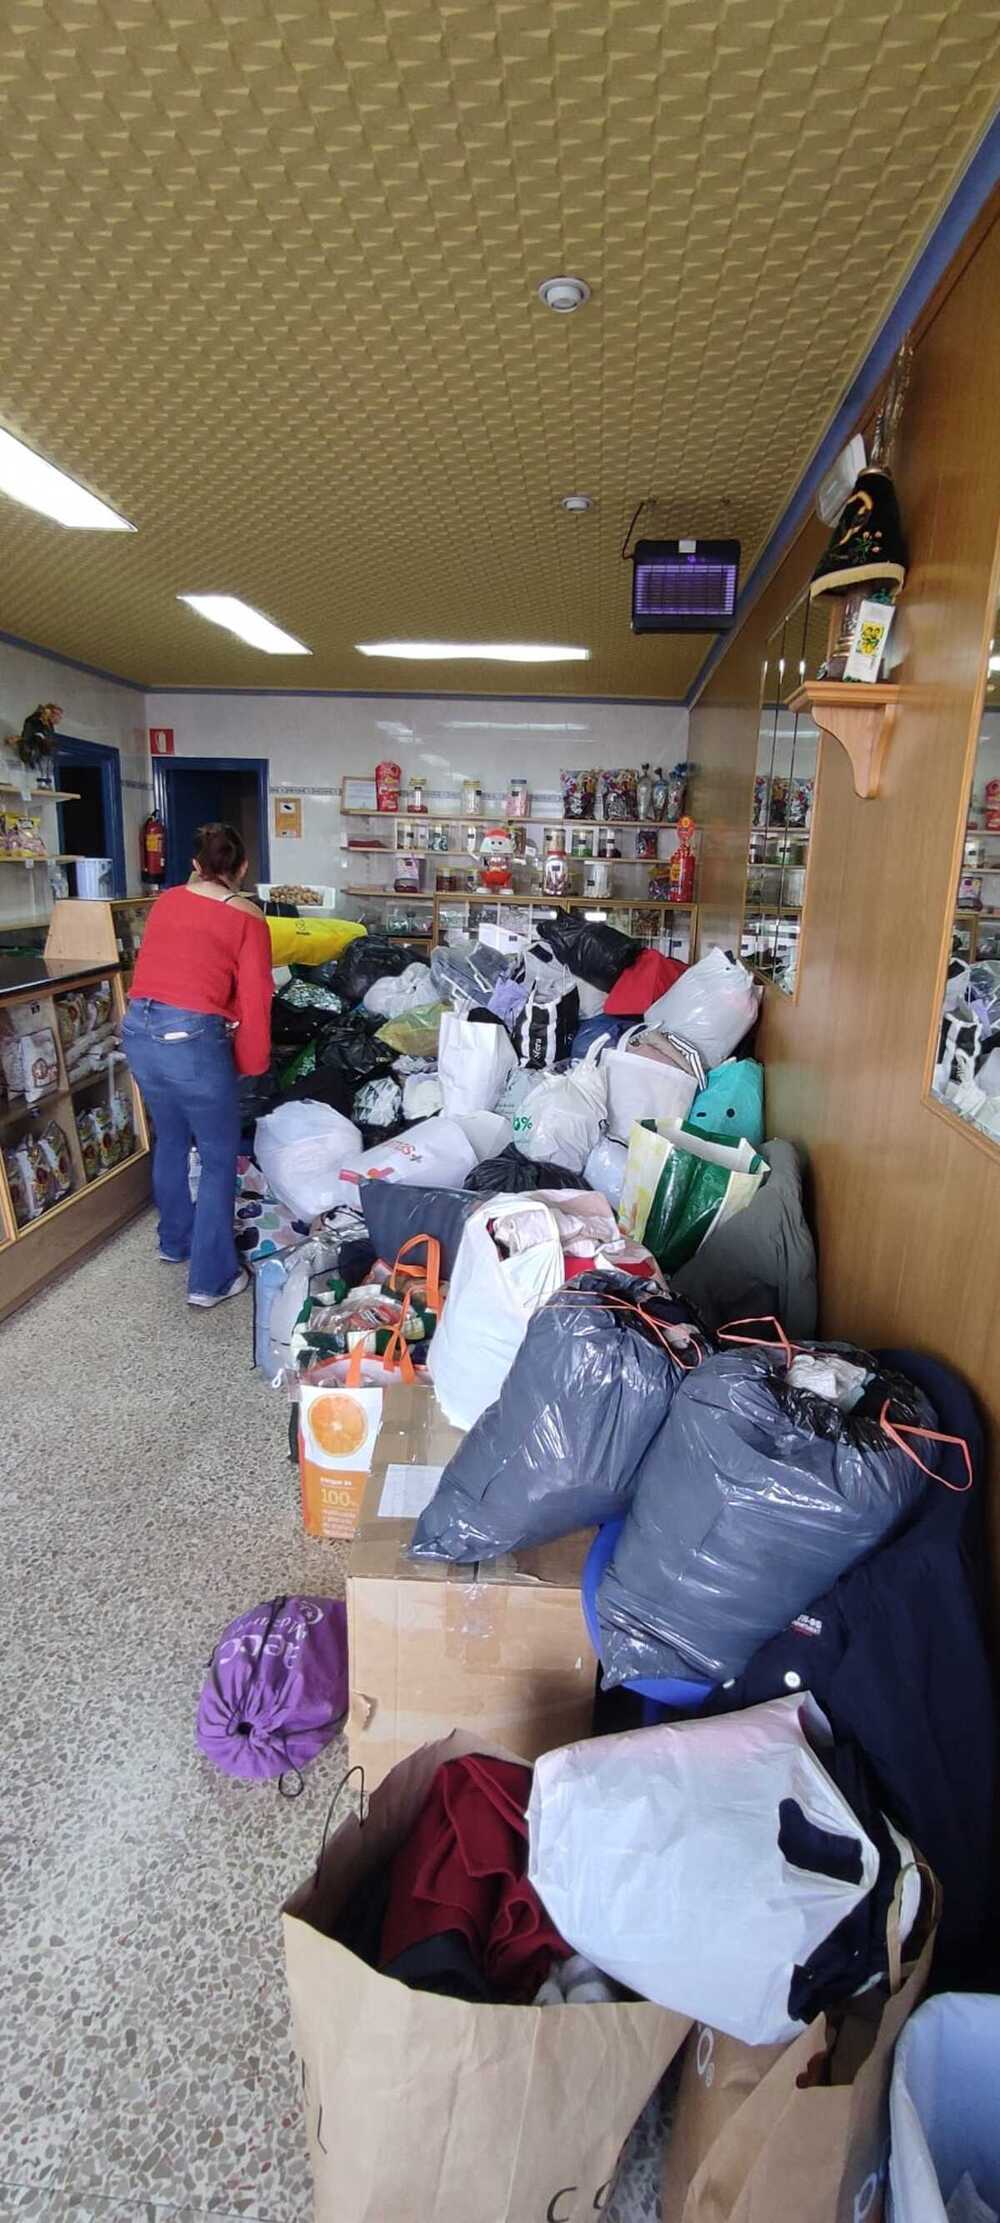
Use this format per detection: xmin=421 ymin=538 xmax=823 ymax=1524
xmin=786 ymin=681 xmax=902 ymax=800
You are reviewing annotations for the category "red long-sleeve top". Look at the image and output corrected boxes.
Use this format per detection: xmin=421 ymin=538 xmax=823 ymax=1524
xmin=130 ymin=886 xmax=273 ymax=1075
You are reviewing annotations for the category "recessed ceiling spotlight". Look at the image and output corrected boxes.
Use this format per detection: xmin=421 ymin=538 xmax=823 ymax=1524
xmin=178 ymin=594 xmax=311 ymax=654
xmin=0 ymin=425 xmax=135 ymax=530
xmin=538 ymin=276 xmax=591 ymax=314
xmin=561 ymin=493 xmax=594 ymax=513
xmin=356 ymin=641 xmax=590 ymax=664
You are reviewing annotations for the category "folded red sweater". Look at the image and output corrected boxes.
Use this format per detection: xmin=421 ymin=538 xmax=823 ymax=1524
xmin=130 ymin=886 xmax=273 ymax=1076
xmin=378 ymin=1755 xmax=569 ymax=2003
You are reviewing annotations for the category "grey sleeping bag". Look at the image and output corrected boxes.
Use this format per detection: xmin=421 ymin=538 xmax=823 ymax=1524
xmin=597 ymin=1344 xmax=937 ymax=1688
xmin=671 ymin=1139 xmax=817 ymax=1339
xmin=410 ymin=1272 xmax=712 ymax=1561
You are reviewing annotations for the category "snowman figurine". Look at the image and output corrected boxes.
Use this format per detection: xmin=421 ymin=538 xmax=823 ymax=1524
xmin=478 ymin=825 xmax=513 ymax=892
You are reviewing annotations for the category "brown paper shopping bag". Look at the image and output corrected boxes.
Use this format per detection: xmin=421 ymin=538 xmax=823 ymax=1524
xmin=283 ymin=1730 xmax=690 ymax=2223
xmin=662 ymin=1881 xmax=938 ymax=2223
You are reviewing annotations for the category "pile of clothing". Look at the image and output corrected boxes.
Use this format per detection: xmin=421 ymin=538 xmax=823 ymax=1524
xmin=334 ymin=1753 xmax=617 ymax=2008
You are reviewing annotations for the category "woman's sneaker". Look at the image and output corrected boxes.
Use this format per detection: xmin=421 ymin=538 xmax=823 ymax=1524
xmin=188 ymin=1269 xmax=250 ymax=1310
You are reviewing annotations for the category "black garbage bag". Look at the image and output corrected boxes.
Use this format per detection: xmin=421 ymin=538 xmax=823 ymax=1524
xmin=280 ymin=1065 xmax=359 ymax=1121
xmin=410 ymin=1273 xmax=712 ymax=1561
xmin=597 ymin=1345 xmax=940 ymax=1690
xmin=238 ymin=1063 xmax=284 ymax=1123
xmin=464 ymin=1144 xmax=590 ymax=1196
xmin=313 ymin=1016 xmax=396 ymax=1084
xmin=270 ymin=992 xmax=333 ymax=1048
xmin=334 ymin=937 xmax=427 ymax=1006
xmin=534 ymin=910 xmax=639 ymax=990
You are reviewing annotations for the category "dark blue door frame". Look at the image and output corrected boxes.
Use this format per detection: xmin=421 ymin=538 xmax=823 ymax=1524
xmin=53 ymin=736 xmax=127 ymax=898
xmin=151 ymin=755 xmax=270 ymax=886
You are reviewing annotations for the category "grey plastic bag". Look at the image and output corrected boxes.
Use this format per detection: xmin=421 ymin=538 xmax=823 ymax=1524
xmin=430 ymin=940 xmax=514 ymax=1007
xmin=359 ymin=1179 xmax=478 ymax=1278
xmin=598 ymin=1344 xmax=939 ymax=1689
xmin=409 ymin=1273 xmax=712 ymax=1561
xmin=671 ymin=1139 xmax=817 ymax=1338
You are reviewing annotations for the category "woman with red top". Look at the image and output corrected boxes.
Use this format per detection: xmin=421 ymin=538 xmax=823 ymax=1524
xmin=123 ymin=822 xmax=273 ymax=1307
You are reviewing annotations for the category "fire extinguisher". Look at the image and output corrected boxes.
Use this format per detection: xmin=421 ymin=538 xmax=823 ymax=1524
xmin=140 ymin=811 xmax=166 ymax=883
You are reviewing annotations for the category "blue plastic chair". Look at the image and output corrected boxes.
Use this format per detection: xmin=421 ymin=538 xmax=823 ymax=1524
xmin=581 ymin=1348 xmax=982 ymax=1728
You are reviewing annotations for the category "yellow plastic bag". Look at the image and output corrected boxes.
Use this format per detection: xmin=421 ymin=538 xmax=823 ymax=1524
xmin=266 ymin=916 xmax=366 ymax=968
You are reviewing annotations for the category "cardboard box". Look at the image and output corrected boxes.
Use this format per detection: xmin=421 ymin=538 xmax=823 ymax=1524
xmin=347 ymin=1384 xmax=595 ymax=1788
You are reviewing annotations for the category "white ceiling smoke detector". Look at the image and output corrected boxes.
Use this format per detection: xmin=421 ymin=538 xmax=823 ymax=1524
xmin=538 ymin=276 xmax=591 ymax=314
xmin=561 ymin=493 xmax=594 ymax=512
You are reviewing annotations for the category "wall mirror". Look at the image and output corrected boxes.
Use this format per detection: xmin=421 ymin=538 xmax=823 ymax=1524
xmin=741 ymin=593 xmax=825 ymax=994
xmin=928 ymin=583 xmax=1000 ymax=1147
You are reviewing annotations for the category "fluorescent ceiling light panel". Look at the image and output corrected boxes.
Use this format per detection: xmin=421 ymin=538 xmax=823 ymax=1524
xmin=356 ymin=641 xmax=590 ymax=664
xmin=0 ymin=426 xmax=135 ymax=530
xmin=178 ymin=595 xmax=311 ymax=654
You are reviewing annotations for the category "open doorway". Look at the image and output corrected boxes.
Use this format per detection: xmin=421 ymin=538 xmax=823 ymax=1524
xmin=53 ymin=736 xmax=127 ymax=896
xmin=152 ymin=757 xmax=270 ymax=888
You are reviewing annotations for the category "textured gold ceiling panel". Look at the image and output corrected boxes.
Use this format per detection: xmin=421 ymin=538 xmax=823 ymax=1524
xmin=0 ymin=1 xmax=997 ymax=696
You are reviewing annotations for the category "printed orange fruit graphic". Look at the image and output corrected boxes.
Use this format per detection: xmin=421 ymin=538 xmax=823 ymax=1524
xmin=309 ymin=1394 xmax=368 ymax=1459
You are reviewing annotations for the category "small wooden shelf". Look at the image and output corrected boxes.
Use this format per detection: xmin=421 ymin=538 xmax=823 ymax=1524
xmin=0 ymin=852 xmax=85 ymax=866
xmin=0 ymin=1084 xmax=66 ymax=1129
xmin=439 ymin=891 xmax=696 ymax=909
xmin=0 ymin=784 xmax=80 ymax=801
xmin=343 ymin=886 xmax=435 ymax=901
xmin=341 ymin=805 xmax=683 ymax=834
xmin=786 ymin=680 xmax=902 ymax=800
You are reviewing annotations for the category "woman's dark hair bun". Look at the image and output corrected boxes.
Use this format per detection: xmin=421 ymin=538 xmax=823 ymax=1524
xmin=194 ymin=821 xmax=247 ymax=883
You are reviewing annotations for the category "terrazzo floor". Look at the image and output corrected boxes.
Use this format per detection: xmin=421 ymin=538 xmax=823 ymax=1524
xmin=0 ymin=1213 xmax=668 ymax=2223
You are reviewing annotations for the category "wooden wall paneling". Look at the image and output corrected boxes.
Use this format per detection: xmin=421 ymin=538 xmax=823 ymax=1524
xmin=688 ymin=198 xmax=1000 ymax=1564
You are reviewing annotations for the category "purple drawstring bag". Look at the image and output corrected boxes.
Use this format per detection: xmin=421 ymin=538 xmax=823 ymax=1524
xmin=196 ymin=1594 xmax=348 ymax=1792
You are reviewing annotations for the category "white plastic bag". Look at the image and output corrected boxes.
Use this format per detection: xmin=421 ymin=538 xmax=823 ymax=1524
xmin=644 ymin=946 xmax=760 ymax=1068
xmin=602 ymin=1026 xmax=699 ymax=1142
xmin=583 ymin=1135 xmax=628 ymax=1211
xmin=254 ymin=1101 xmax=362 ymax=1221
xmin=449 ymin=1110 xmax=513 ymax=1158
xmin=438 ymin=1011 xmax=517 ymax=1117
xmin=428 ymin=1192 xmax=566 ymax=1428
xmin=401 ymin=1073 xmax=443 ymax=1120
xmin=362 ymin=962 xmax=435 ymax=1019
xmin=258 ymin=1233 xmax=342 ymax=1383
xmin=336 ymin=1113 xmax=479 ymax=1193
xmin=527 ymin=1695 xmax=882 ymax=2046
xmin=495 ymin=1064 xmax=537 ymax=1120
xmin=889 ymin=1995 xmax=1000 ymax=2223
xmin=512 ymin=1050 xmax=606 ymax=1174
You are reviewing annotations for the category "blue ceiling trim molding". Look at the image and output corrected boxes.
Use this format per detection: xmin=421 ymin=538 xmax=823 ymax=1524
xmin=0 ymin=625 xmax=148 ymax=691
xmin=684 ymin=112 xmax=1000 ymax=710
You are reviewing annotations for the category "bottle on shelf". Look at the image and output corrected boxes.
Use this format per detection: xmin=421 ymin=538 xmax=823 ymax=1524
xmin=666 ymin=816 xmax=697 ymax=903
